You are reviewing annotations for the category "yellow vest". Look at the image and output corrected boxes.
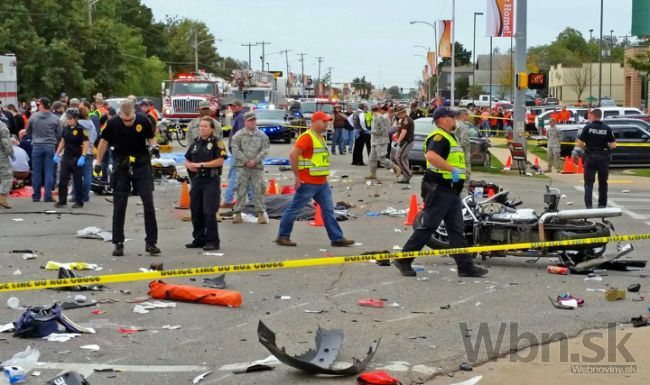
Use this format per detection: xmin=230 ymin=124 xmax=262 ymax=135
xmin=297 ymin=130 xmax=330 ymax=176
xmin=424 ymin=128 xmax=466 ymax=180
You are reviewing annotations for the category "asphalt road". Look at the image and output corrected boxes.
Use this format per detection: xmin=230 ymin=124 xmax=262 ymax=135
xmin=1 ymin=143 xmax=649 ymax=385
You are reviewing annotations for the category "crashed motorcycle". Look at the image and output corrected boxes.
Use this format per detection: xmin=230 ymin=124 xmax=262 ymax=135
xmin=416 ymin=186 xmax=636 ymax=272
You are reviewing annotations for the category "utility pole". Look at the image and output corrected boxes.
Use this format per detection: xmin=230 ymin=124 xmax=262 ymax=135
xmin=326 ymin=66 xmax=333 ymax=97
xmin=316 ymin=56 xmax=324 ymax=97
xmin=598 ymin=0 xmax=603 ymax=103
xmin=451 ymin=0 xmax=456 ymax=106
xmin=241 ymin=43 xmax=258 ymax=70
xmin=194 ymin=31 xmax=199 ymax=73
xmin=256 ymin=41 xmax=271 ymax=72
xmin=489 ymin=37 xmax=493 ymax=106
xmin=513 ymin=0 xmax=527 ymax=157
xmin=297 ymin=53 xmax=307 ymax=97
xmin=280 ymin=50 xmax=291 ymax=95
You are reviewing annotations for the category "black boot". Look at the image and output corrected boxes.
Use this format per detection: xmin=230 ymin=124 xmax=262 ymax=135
xmin=394 ymin=260 xmax=416 ymax=277
xmin=112 ymin=242 xmax=124 ymax=257
xmin=458 ymin=265 xmax=488 ymax=277
xmin=146 ymin=243 xmax=161 ymax=255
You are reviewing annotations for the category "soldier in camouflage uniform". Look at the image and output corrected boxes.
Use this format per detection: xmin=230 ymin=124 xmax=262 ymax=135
xmin=187 ymin=101 xmax=222 ymax=143
xmin=455 ymin=108 xmax=472 ymax=182
xmin=230 ymin=111 xmax=270 ymax=224
xmin=0 ymin=120 xmax=13 ymax=208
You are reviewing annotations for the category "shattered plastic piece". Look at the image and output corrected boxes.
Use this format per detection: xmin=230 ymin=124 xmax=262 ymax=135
xmin=0 ymin=322 xmax=15 ymax=333
xmin=11 ymin=218 xmax=24 ymax=222
xmin=7 ymin=297 xmax=21 ymax=309
xmin=91 ymin=309 xmax=105 ymax=315
xmin=459 ymin=362 xmax=473 ymax=371
xmin=13 ymin=269 xmax=22 ymax=276
xmin=257 ymin=320 xmax=380 ymax=376
xmin=605 ymin=287 xmax=626 ymax=301
xmin=440 ymin=304 xmax=451 ymax=310
xmin=2 ymin=346 xmax=40 ymax=372
xmin=357 ymin=298 xmax=385 ymax=308
xmin=232 ymin=364 xmax=275 ymax=374
xmin=202 ymin=252 xmax=224 ymax=256
xmin=549 ymin=296 xmax=575 ymax=310
xmin=77 ymin=226 xmax=112 ymax=242
xmin=80 ymin=344 xmax=100 ymax=351
xmin=192 ymin=371 xmax=212 ymax=383
xmin=119 ymin=326 xmax=145 ymax=334
xmin=392 ymin=245 xmax=402 ymax=250
xmin=162 ymin=325 xmax=181 ymax=330
xmin=357 ymin=370 xmax=402 ymax=384
xmin=586 ymin=288 xmax=606 ymax=292
xmin=22 ymin=253 xmax=37 ymax=260
xmin=304 ymin=310 xmax=326 ymax=314
xmin=31 ymin=371 xmax=41 ymax=377
xmin=45 ymin=371 xmax=89 ymax=385
xmin=133 ymin=301 xmax=177 ymax=314
xmin=278 ymin=296 xmax=291 ymax=300
xmin=45 ymin=261 xmax=98 ymax=271
xmin=584 ymin=275 xmax=602 ymax=282
xmin=43 ymin=333 xmax=81 ymax=342
xmin=628 ymin=283 xmax=641 ymax=293
xmin=219 ymin=355 xmax=280 ymax=372
xmin=622 ymin=189 xmax=630 ymax=193
xmin=203 ymin=275 xmax=226 ymax=289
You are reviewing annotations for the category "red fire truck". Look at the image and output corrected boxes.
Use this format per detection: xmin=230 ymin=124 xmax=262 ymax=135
xmin=162 ymin=71 xmax=222 ymax=127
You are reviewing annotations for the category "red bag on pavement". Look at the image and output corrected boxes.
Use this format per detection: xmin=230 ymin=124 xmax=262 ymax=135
xmin=357 ymin=371 xmax=402 ymax=385
xmin=148 ymin=280 xmax=242 ymax=308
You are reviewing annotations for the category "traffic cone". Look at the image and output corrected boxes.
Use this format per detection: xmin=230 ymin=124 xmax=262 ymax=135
xmin=176 ymin=180 xmax=190 ymax=209
xmin=266 ymin=179 xmax=278 ymax=195
xmin=534 ymin=157 xmax=540 ymax=167
xmin=404 ymin=194 xmax=419 ymax=226
xmin=503 ymin=155 xmax=512 ymax=171
xmin=577 ymin=157 xmax=584 ymax=174
xmin=309 ymin=202 xmax=324 ymax=227
xmin=561 ymin=156 xmax=575 ymax=174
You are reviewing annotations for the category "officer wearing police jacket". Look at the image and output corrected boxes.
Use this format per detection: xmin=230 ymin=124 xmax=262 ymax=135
xmin=395 ymin=107 xmax=488 ymax=278
xmin=94 ymin=101 xmax=161 ymax=257
xmin=577 ymin=108 xmax=616 ymax=209
xmin=184 ymin=117 xmax=227 ymax=251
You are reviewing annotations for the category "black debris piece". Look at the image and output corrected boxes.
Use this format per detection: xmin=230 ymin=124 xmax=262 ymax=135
xmin=257 ymin=320 xmax=380 ymax=376
xmin=203 ymin=274 xmax=226 ymax=289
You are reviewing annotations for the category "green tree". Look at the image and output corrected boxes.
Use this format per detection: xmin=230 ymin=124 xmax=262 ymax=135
xmin=456 ymin=76 xmax=470 ymax=98
xmin=440 ymin=42 xmax=472 ymax=67
xmin=352 ymin=76 xmax=373 ymax=99
xmin=467 ymin=84 xmax=483 ymax=99
xmin=386 ymin=85 xmax=401 ymax=99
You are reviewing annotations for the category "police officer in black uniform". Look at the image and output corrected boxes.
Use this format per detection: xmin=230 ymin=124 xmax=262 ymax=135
xmin=184 ymin=116 xmax=227 ymax=251
xmin=54 ymin=108 xmax=89 ymax=208
xmin=394 ymin=107 xmax=488 ymax=278
xmin=577 ymin=108 xmax=616 ymax=209
xmin=94 ymin=101 xmax=161 ymax=257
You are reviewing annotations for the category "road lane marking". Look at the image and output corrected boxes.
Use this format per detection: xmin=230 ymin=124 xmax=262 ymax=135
xmin=574 ymin=186 xmax=647 ymax=220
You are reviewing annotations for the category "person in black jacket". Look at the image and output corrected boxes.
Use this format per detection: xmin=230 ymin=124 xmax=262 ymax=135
xmin=576 ymin=108 xmax=616 ymax=209
xmin=54 ymin=109 xmax=89 ymax=208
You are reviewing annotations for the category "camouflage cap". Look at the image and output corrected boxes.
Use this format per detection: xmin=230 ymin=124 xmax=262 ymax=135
xmin=198 ymin=101 xmax=211 ymax=109
xmin=244 ymin=111 xmax=257 ymax=121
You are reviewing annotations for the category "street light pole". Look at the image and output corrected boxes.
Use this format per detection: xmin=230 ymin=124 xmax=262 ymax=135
xmin=610 ymin=29 xmax=614 ymax=100
xmin=451 ymin=0 xmax=456 ymax=106
xmin=473 ymin=12 xmax=484 ymax=87
xmin=589 ymin=29 xmax=594 ymax=106
xmin=410 ymin=20 xmax=439 ymax=101
xmin=598 ymin=0 xmax=603 ymax=104
xmin=280 ymin=50 xmax=291 ymax=95
xmin=489 ymin=37 xmax=493 ymax=106
xmin=193 ymin=32 xmax=220 ymax=73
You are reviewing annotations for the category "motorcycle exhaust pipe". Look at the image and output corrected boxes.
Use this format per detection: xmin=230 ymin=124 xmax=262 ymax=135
xmin=573 ymin=243 xmax=634 ymax=272
xmin=539 ymin=208 xmax=622 ymax=241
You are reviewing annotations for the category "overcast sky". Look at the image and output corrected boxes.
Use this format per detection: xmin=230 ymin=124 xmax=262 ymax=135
xmin=143 ymin=0 xmax=634 ymax=90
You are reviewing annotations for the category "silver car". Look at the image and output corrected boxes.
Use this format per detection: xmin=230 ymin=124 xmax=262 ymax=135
xmin=408 ymin=118 xmax=491 ymax=170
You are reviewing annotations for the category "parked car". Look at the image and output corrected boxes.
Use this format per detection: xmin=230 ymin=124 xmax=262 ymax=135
xmin=555 ymin=120 xmax=650 ymax=165
xmin=458 ymin=95 xmax=499 ymax=109
xmin=408 ymin=118 xmax=491 ymax=170
xmin=543 ymin=97 xmax=559 ymax=105
xmin=253 ymin=108 xmax=292 ymax=143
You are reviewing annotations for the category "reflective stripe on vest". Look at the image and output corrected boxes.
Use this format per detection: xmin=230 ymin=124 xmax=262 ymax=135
xmin=297 ymin=130 xmax=330 ymax=176
xmin=424 ymin=128 xmax=466 ymax=181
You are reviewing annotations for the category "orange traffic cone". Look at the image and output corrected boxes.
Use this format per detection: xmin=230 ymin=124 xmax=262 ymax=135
xmin=404 ymin=194 xmax=419 ymax=225
xmin=534 ymin=157 xmax=540 ymax=167
xmin=561 ymin=156 xmax=575 ymax=174
xmin=309 ymin=202 xmax=324 ymax=227
xmin=577 ymin=157 xmax=584 ymax=174
xmin=176 ymin=180 xmax=190 ymax=209
xmin=266 ymin=179 xmax=278 ymax=195
xmin=503 ymin=155 xmax=512 ymax=170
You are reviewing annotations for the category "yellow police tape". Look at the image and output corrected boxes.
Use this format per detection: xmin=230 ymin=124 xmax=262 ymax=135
xmin=1 ymin=233 xmax=649 ymax=293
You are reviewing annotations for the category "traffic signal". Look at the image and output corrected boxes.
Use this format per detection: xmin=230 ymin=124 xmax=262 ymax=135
xmin=516 ymin=72 xmax=528 ymax=89
xmin=527 ymin=73 xmax=546 ymax=90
